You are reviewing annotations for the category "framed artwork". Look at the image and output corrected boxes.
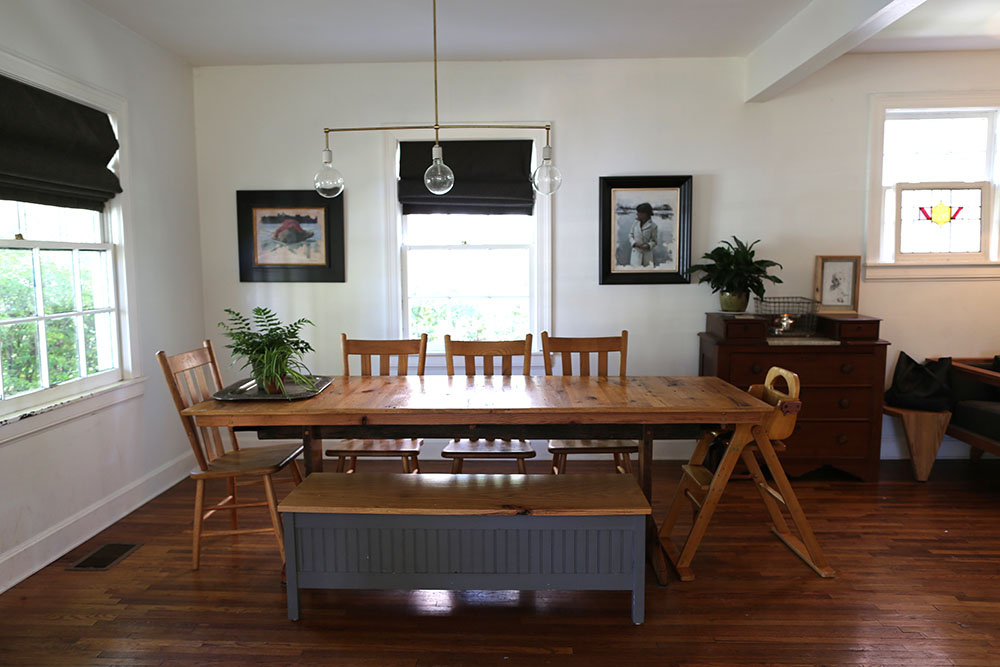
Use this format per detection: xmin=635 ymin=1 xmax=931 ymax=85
xmin=599 ymin=175 xmax=692 ymax=284
xmin=813 ymin=255 xmax=860 ymax=313
xmin=236 ymin=190 xmax=345 ymax=282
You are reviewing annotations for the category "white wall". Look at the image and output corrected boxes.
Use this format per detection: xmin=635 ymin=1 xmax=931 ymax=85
xmin=194 ymin=50 xmax=1000 ymax=461
xmin=0 ymin=0 xmax=203 ymax=590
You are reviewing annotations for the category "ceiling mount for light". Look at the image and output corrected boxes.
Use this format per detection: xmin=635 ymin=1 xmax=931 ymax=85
xmin=313 ymin=0 xmax=561 ymax=199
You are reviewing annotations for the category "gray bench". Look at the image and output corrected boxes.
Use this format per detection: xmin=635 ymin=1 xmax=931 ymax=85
xmin=278 ymin=472 xmax=650 ymax=624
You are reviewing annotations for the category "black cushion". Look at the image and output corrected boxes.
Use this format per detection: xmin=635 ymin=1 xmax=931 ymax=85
xmin=951 ymin=400 xmax=1000 ymax=442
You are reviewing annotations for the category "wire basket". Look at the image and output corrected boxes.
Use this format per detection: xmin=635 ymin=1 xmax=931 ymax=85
xmin=753 ymin=296 xmax=818 ymax=336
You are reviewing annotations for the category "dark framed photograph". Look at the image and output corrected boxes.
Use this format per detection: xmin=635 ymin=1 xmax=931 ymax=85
xmin=599 ymin=175 xmax=692 ymax=284
xmin=236 ymin=190 xmax=345 ymax=282
xmin=813 ymin=255 xmax=860 ymax=314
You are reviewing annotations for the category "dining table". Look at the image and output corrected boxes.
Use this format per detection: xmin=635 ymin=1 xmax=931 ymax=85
xmin=182 ymin=374 xmax=774 ymax=583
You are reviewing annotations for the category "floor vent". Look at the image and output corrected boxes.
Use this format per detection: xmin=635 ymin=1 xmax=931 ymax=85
xmin=67 ymin=543 xmax=141 ymax=571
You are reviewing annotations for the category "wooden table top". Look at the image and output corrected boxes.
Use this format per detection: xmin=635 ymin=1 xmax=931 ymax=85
xmin=277 ymin=473 xmax=651 ymax=516
xmin=182 ymin=375 xmax=772 ymax=428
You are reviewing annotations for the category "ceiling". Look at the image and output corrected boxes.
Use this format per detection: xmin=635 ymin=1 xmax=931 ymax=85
xmin=79 ymin=0 xmax=1000 ymax=68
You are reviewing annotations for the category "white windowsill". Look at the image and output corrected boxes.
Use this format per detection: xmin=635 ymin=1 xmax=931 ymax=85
xmin=864 ymin=262 xmax=1000 ymax=281
xmin=0 ymin=377 xmax=147 ymax=446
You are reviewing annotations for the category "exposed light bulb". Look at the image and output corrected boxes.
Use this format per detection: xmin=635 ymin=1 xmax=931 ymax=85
xmin=424 ymin=144 xmax=454 ymax=195
xmin=314 ymin=148 xmax=345 ymax=198
xmin=531 ymin=145 xmax=562 ymax=195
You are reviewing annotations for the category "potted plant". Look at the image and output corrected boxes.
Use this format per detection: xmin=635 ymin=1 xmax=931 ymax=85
xmin=218 ymin=307 xmax=316 ymax=395
xmin=688 ymin=236 xmax=783 ymax=312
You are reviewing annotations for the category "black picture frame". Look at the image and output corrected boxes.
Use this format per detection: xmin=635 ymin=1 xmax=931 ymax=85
xmin=236 ymin=190 xmax=345 ymax=283
xmin=599 ymin=175 xmax=692 ymax=285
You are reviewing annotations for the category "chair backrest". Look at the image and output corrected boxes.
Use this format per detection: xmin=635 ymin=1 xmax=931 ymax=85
xmin=540 ymin=330 xmax=628 ymax=377
xmin=341 ymin=333 xmax=428 ymax=377
xmin=156 ymin=340 xmax=236 ymax=471
xmin=444 ymin=334 xmax=532 ymax=376
xmin=747 ymin=366 xmax=802 ymax=441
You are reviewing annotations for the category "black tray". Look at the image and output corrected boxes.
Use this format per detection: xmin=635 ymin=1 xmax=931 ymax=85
xmin=212 ymin=375 xmax=333 ymax=401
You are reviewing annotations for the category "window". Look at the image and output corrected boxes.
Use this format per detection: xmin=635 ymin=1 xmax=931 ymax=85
xmin=388 ymin=132 xmax=552 ymax=353
xmin=866 ymin=93 xmax=1000 ymax=278
xmin=401 ymin=212 xmax=540 ymax=350
xmin=0 ymin=200 xmax=119 ymax=412
xmin=0 ymin=66 xmax=131 ymax=420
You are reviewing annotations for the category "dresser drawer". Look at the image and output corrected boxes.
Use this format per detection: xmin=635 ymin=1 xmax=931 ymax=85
xmin=799 ymin=387 xmax=873 ymax=419
xmin=779 ymin=421 xmax=871 ymax=458
xmin=727 ymin=353 xmax=875 ymax=387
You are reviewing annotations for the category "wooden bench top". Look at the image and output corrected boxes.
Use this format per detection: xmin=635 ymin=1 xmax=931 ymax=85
xmin=278 ymin=473 xmax=651 ymax=516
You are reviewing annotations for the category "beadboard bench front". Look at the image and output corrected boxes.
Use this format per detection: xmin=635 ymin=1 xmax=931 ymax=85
xmin=278 ymin=473 xmax=651 ymax=624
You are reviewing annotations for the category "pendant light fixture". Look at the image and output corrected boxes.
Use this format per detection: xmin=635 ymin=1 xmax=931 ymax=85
xmin=313 ymin=0 xmax=561 ymax=198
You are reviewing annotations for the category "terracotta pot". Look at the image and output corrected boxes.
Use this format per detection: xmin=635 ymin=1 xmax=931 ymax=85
xmin=719 ymin=291 xmax=749 ymax=312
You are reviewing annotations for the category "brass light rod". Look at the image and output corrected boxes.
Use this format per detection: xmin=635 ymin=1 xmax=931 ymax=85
xmin=323 ymin=123 xmax=552 ymax=134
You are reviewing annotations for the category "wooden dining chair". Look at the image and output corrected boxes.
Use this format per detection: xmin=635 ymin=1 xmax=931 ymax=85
xmin=441 ymin=334 xmax=537 ymax=473
xmin=541 ymin=330 xmax=638 ymax=474
xmin=156 ymin=340 xmax=303 ymax=569
xmin=324 ymin=334 xmax=428 ymax=473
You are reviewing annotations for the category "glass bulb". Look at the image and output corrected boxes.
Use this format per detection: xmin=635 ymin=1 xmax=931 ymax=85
xmin=531 ymin=145 xmax=562 ymax=195
xmin=424 ymin=144 xmax=454 ymax=195
xmin=314 ymin=148 xmax=345 ymax=198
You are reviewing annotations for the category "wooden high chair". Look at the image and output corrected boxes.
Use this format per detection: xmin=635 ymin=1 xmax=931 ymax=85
xmin=658 ymin=367 xmax=834 ymax=581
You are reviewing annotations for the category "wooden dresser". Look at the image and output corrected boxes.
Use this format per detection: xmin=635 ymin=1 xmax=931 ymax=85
xmin=699 ymin=312 xmax=889 ymax=480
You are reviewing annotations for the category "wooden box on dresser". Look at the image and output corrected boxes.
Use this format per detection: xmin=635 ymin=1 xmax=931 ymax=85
xmin=699 ymin=312 xmax=889 ymax=480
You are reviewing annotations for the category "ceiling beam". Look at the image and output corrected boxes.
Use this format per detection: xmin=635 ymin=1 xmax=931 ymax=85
xmin=745 ymin=0 xmax=928 ymax=103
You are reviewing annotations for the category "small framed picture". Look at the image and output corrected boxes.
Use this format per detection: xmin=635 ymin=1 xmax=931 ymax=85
xmin=813 ymin=255 xmax=860 ymax=313
xmin=599 ymin=175 xmax=692 ymax=284
xmin=236 ymin=190 xmax=345 ymax=282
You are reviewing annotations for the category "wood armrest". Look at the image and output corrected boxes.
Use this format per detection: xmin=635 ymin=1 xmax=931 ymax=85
xmin=949 ymin=360 xmax=1000 ymax=389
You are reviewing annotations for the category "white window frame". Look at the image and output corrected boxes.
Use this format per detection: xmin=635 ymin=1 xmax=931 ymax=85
xmin=865 ymin=92 xmax=1000 ymax=281
xmin=0 ymin=49 xmax=141 ymax=423
xmin=382 ymin=126 xmax=552 ymax=367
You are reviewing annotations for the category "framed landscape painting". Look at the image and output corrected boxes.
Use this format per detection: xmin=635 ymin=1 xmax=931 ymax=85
xmin=599 ymin=175 xmax=692 ymax=284
xmin=236 ymin=190 xmax=345 ymax=282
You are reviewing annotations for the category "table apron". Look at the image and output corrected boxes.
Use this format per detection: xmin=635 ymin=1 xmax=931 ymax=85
xmin=251 ymin=424 xmax=705 ymax=440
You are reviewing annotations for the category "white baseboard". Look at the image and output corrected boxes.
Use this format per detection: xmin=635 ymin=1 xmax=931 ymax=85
xmin=0 ymin=451 xmax=192 ymax=593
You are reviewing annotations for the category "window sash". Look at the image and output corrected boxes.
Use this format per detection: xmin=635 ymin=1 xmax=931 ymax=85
xmin=892 ymin=181 xmax=991 ymax=263
xmin=0 ymin=238 xmax=120 ymax=409
xmin=400 ymin=212 xmax=539 ymax=349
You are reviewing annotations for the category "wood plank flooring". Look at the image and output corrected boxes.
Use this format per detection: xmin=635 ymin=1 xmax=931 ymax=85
xmin=2 ymin=459 xmax=999 ymax=666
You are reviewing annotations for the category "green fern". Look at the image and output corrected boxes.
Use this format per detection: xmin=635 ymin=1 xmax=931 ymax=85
xmin=218 ymin=307 xmax=315 ymax=395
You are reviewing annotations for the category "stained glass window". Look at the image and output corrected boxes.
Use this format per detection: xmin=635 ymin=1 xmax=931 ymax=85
xmin=897 ymin=184 xmax=985 ymax=254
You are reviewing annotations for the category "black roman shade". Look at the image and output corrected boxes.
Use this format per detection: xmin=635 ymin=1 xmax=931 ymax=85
xmin=398 ymin=140 xmax=534 ymax=215
xmin=0 ymin=74 xmax=123 ymax=211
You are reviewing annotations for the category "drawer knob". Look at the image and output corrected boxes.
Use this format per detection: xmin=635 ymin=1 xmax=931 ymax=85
xmin=841 ymin=363 xmax=854 ymax=374
xmin=751 ymin=363 xmax=763 ymax=374
xmin=836 ymin=434 xmax=849 ymax=445
xmin=839 ymin=398 xmax=850 ymax=409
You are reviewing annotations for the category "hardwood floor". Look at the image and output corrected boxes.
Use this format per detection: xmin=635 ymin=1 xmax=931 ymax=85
xmin=2 ymin=459 xmax=999 ymax=666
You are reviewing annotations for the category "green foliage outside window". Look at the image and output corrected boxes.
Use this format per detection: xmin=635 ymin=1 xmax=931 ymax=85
xmin=0 ymin=250 xmax=101 ymax=399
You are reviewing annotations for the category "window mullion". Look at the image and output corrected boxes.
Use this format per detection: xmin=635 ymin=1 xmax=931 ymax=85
xmin=31 ymin=248 xmax=50 ymax=389
xmin=72 ymin=249 xmax=87 ymax=378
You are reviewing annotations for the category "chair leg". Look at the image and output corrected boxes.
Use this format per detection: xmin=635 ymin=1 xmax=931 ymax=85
xmin=401 ymin=456 xmax=411 ymax=473
xmin=289 ymin=459 xmax=303 ymax=484
xmin=621 ymin=453 xmax=634 ymax=474
xmin=411 ymin=455 xmax=420 ymax=473
xmin=550 ymin=454 xmax=560 ymax=474
xmin=349 ymin=456 xmax=358 ymax=473
xmin=451 ymin=457 xmax=463 ymax=473
xmin=227 ymin=476 xmax=239 ymax=530
xmin=336 ymin=456 xmax=347 ymax=473
xmin=517 ymin=458 xmax=527 ymax=474
xmin=262 ymin=474 xmax=285 ymax=564
xmin=192 ymin=478 xmax=205 ymax=570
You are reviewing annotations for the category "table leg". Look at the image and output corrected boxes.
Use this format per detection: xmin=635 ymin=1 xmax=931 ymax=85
xmin=639 ymin=425 xmax=669 ymax=586
xmin=303 ymin=428 xmax=323 ymax=474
